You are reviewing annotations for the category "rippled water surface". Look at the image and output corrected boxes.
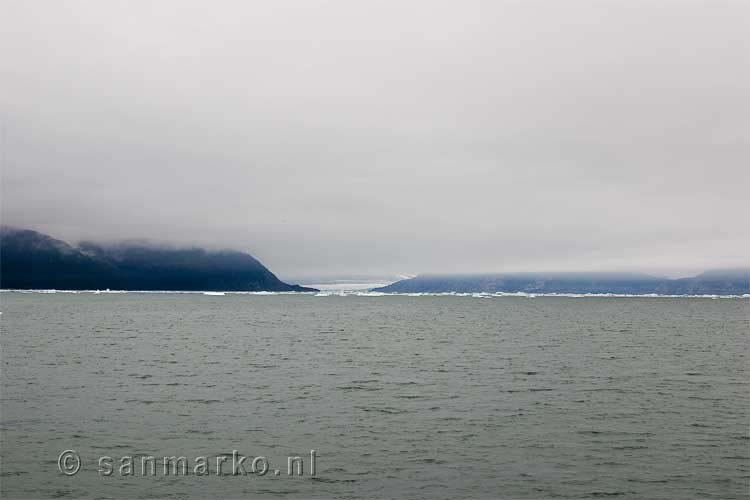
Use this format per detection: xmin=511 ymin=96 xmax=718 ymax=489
xmin=1 ymin=293 xmax=748 ymax=499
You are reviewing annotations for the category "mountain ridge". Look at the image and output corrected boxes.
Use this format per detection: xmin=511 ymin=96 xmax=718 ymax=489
xmin=0 ymin=227 xmax=316 ymax=292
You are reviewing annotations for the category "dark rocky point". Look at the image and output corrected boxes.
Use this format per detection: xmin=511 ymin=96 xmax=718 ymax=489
xmin=0 ymin=227 xmax=316 ymax=292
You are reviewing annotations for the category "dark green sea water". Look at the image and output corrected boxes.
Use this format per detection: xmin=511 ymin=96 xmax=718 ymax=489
xmin=1 ymin=293 xmax=747 ymax=499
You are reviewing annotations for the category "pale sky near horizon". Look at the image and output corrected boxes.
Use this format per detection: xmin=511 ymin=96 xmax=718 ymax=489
xmin=1 ymin=1 xmax=748 ymax=278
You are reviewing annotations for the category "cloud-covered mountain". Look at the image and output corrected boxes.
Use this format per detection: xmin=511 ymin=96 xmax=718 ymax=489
xmin=0 ymin=227 xmax=315 ymax=292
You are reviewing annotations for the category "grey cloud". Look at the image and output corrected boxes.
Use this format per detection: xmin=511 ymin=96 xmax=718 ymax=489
xmin=1 ymin=0 xmax=748 ymax=277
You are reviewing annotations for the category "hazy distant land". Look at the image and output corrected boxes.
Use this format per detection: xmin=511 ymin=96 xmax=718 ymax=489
xmin=1 ymin=227 xmax=747 ymax=295
xmin=374 ymin=270 xmax=750 ymax=296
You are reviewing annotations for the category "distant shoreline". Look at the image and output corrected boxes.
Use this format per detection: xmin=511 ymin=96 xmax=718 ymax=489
xmin=1 ymin=289 xmax=747 ymax=299
xmin=374 ymin=270 xmax=750 ymax=296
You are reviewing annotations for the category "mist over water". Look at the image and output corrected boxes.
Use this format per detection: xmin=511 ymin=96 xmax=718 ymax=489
xmin=1 ymin=293 xmax=747 ymax=499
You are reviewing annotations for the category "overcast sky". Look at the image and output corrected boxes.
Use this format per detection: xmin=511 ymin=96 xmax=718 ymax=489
xmin=1 ymin=0 xmax=748 ymax=278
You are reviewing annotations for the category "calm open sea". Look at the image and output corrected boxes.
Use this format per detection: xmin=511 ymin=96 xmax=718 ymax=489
xmin=0 ymin=293 xmax=747 ymax=499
